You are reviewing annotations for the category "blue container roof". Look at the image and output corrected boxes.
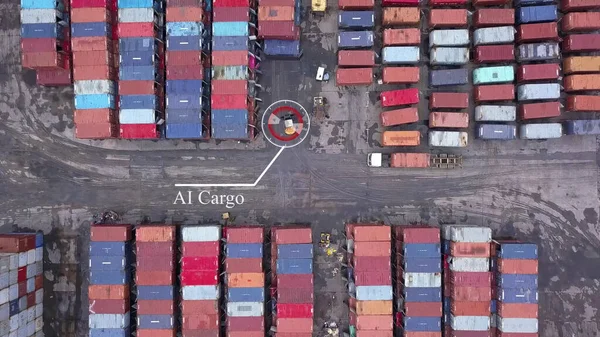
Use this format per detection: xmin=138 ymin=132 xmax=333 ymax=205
xmin=166 ymin=123 xmax=204 ymax=139
xmin=212 ymin=36 xmax=248 ymax=51
xmin=264 ymin=39 xmax=301 ymax=56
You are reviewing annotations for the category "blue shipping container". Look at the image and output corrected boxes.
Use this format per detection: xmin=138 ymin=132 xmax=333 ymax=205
xmin=515 ymin=0 xmax=554 ymax=6
xmin=404 ymin=244 xmax=441 ymax=258
xmin=497 ymin=243 xmax=538 ymax=259
xmin=404 ymin=317 xmax=442 ymax=332
xmin=338 ymin=11 xmax=374 ymax=28
xmin=356 ymin=285 xmax=393 ymax=301
xmin=442 ymin=297 xmax=450 ymax=314
xmin=71 ymin=22 xmax=110 ymax=38
xmin=499 ymin=288 xmax=538 ymax=304
xmin=137 ymin=315 xmax=174 ymax=329
xmin=21 ymin=23 xmax=63 ymax=39
xmin=120 ymin=66 xmax=157 ymax=81
xmin=263 ymin=39 xmax=302 ymax=57
xmin=118 ymin=0 xmax=155 ymax=8
xmin=212 ymin=36 xmax=249 ymax=51
xmin=213 ymin=22 xmax=248 ymax=37
xmin=517 ymin=5 xmax=557 ymax=23
xmin=228 ymin=288 xmax=264 ymax=302
xmin=166 ymin=80 xmax=203 ymax=94
xmin=347 ymin=266 xmax=354 ymax=281
xmin=565 ymin=120 xmax=600 ymax=135
xmin=137 ymin=286 xmax=174 ymax=300
xmin=167 ymin=22 xmax=203 ymax=36
xmin=166 ymin=109 xmax=202 ymax=124
xmin=226 ymin=243 xmax=263 ymax=258
xmin=167 ymin=35 xmax=203 ymax=51
xmin=442 ymin=240 xmax=450 ymax=255
xmin=120 ymin=38 xmax=157 ymax=52
xmin=277 ymin=244 xmax=313 ymax=259
xmin=166 ymin=95 xmax=202 ymax=109
xmin=21 ymin=0 xmax=57 ymax=9
xmin=403 ymin=258 xmax=441 ymax=273
xmin=89 ymin=270 xmax=130 ymax=285
xmin=120 ymin=51 xmax=156 ymax=66
xmin=497 ymin=274 xmax=538 ymax=289
xmin=120 ymin=95 xmax=158 ymax=110
xmin=403 ymin=287 xmax=442 ymax=302
xmin=166 ymin=123 xmax=203 ymax=139
xmin=9 ymin=299 xmax=18 ymax=317
xmin=89 ymin=242 xmax=128 ymax=257
xmin=36 ymin=232 xmax=43 ymax=248
xmin=211 ymin=123 xmax=248 ymax=139
xmin=75 ymin=94 xmax=115 ymax=110
xmin=338 ymin=31 xmax=374 ymax=48
xmin=491 ymin=300 xmax=497 ymax=313
xmin=276 ymin=258 xmax=312 ymax=274
xmin=89 ymin=256 xmax=127 ymax=271
xmin=90 ymin=328 xmax=130 ymax=337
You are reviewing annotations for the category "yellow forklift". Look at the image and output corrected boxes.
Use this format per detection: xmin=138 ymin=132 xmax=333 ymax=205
xmin=312 ymin=0 xmax=326 ymax=14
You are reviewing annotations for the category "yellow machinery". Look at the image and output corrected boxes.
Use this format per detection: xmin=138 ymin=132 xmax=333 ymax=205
xmin=312 ymin=0 xmax=326 ymax=13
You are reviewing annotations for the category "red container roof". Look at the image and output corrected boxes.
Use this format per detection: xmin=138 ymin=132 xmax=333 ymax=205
xmin=137 ymin=300 xmax=175 ymax=315
xmin=120 ymin=124 xmax=158 ymax=139
xmin=182 ymin=241 xmax=220 ymax=257
xmin=226 ymin=227 xmax=263 ymax=243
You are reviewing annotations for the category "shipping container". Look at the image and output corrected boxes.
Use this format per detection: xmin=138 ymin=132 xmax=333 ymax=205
xmin=450 ymin=242 xmax=491 ymax=257
xmin=497 ymin=318 xmax=538 ymax=333
xmin=517 ymin=22 xmax=558 ymax=43
xmin=211 ymin=94 xmax=247 ymax=110
xmin=449 ymin=315 xmax=490 ymax=331
xmin=76 ymin=123 xmax=119 ymax=139
xmin=212 ymin=36 xmax=249 ymax=51
xmin=496 ymin=258 xmax=538 ymax=274
xmin=403 ymin=287 xmax=442 ymax=302
xmin=274 ymin=228 xmax=312 ymax=244
xmin=258 ymin=21 xmax=300 ymax=40
xmin=89 ymin=299 xmax=129 ymax=314
xmin=182 ymin=314 xmax=218 ymax=330
xmin=227 ymin=288 xmax=264 ymax=302
xmin=180 ymin=300 xmax=218 ymax=316
xmin=167 ymin=66 xmax=203 ymax=80
xmin=166 ymin=36 xmax=202 ymax=52
xmin=404 ymin=317 xmax=441 ymax=332
xmin=337 ymin=11 xmax=374 ymax=29
xmin=355 ymin=300 xmax=392 ymax=315
xmin=118 ymin=8 xmax=157 ymax=23
xmin=166 ymin=80 xmax=202 ymax=95
xmin=166 ymin=22 xmax=203 ymax=37
xmin=277 ymin=244 xmax=314 ymax=259
xmin=138 ymin=315 xmax=174 ymax=329
xmin=213 ymin=6 xmax=249 ymax=22
xmin=276 ymin=318 xmax=314 ymax=333
xmin=475 ymin=106 xmax=517 ymax=122
xmin=473 ymin=66 xmax=514 ymax=85
xmin=383 ymin=28 xmax=420 ymax=46
xmin=473 ymin=9 xmax=514 ymax=27
xmin=430 ymin=68 xmax=469 ymax=86
xmin=564 ymin=56 xmax=600 ymax=74
xmin=181 ymin=285 xmax=219 ymax=300
xmin=381 ymin=67 xmax=420 ymax=84
xmin=495 ymin=243 xmax=538 ymax=259
xmin=226 ymin=258 xmax=262 ymax=273
xmin=403 ymin=243 xmax=440 ymax=258
xmin=22 ymin=23 xmax=64 ymax=39
xmin=89 ymin=256 xmax=126 ymax=271
xmin=497 ymin=303 xmax=538 ymax=318
xmin=338 ymin=50 xmax=375 ymax=67
xmin=88 ymin=285 xmax=129 ymax=300
xmin=382 ymin=7 xmax=420 ymax=26
xmin=352 ymin=256 xmax=391 ymax=271
xmin=382 ymin=46 xmax=420 ymax=64
xmin=380 ymin=88 xmax=419 ymax=107
xmin=277 ymin=288 xmax=314 ymax=303
xmin=449 ymin=285 xmax=492 ymax=301
xmin=211 ymin=114 xmax=249 ymax=140
xmin=21 ymin=0 xmax=60 ymax=9
xmin=73 ymin=65 xmax=117 ymax=81
xmin=562 ymin=0 xmax=600 ymax=10
xmin=517 ymin=83 xmax=560 ymax=100
xmin=167 ymin=50 xmax=201 ymax=66
xmin=429 ymin=112 xmax=469 ymax=128
xmin=517 ymin=63 xmax=560 ymax=83
xmin=499 ymin=288 xmax=538 ymax=304
xmin=213 ymin=0 xmax=249 ymax=6
xmin=451 ymin=301 xmax=491 ymax=316
xmin=89 ymin=242 xmax=128 ymax=256
xmin=498 ymin=274 xmax=538 ymax=289
xmin=563 ymin=12 xmax=600 ymax=32
xmin=428 ymin=131 xmax=468 ymax=147
xmin=211 ymin=80 xmax=247 ymax=96
xmin=226 ymin=243 xmax=262 ymax=258
xmin=566 ymin=120 xmax=600 ymax=135
xmin=474 ymin=85 xmax=514 ymax=103
xmin=137 ymin=242 xmax=174 ymax=256
xmin=336 ymin=67 xmax=373 ymax=85
xmin=137 ymin=300 xmax=175 ymax=315
xmin=137 ymin=286 xmax=175 ymax=300
xmin=71 ymin=22 xmax=111 ymax=38
xmin=519 ymin=123 xmax=562 ymax=139
xmin=120 ymin=66 xmax=158 ymax=81
xmin=518 ymin=42 xmax=561 ymax=62
xmin=278 ymin=303 xmax=314 ymax=318
xmin=355 ymin=315 xmax=393 ymax=330
xmin=277 ymin=258 xmax=313 ymax=274
xmin=213 ymin=22 xmax=248 ymax=37
xmin=227 ymin=273 xmax=264 ymax=288
xmin=430 ymin=48 xmax=469 ymax=65
xmin=258 ymin=6 xmax=294 ymax=21
xmin=429 ymin=30 xmax=469 ymax=48
xmin=403 ymin=302 xmax=443 ymax=317
xmin=227 ymin=301 xmax=264 ymax=317
xmin=356 ymin=285 xmax=393 ymax=301
xmin=429 ymin=92 xmax=469 ymax=109
xmin=338 ymin=0 xmax=374 ymax=9
xmin=381 ymin=131 xmax=421 ymax=146
xmin=475 ymin=45 xmax=515 ymax=63
xmin=89 ymin=313 xmax=130 ymax=329
xmin=429 ymin=9 xmax=468 ymax=28
xmin=89 ymin=225 xmax=131 ymax=242
xmin=402 ymin=272 xmax=442 ymax=288
xmin=520 ymin=102 xmax=561 ymax=120
xmin=263 ymin=40 xmax=302 ymax=57
xmin=354 ymin=241 xmax=391 ymax=256
xmin=90 ymin=328 xmax=131 ymax=337
xmin=21 ymin=38 xmax=60 ymax=53
xmin=517 ymin=5 xmax=557 ymax=24
xmin=338 ymin=31 xmax=374 ymax=48
xmin=120 ymin=37 xmax=159 ymax=52
xmin=474 ymin=27 xmax=515 ymax=46
xmin=354 ymin=271 xmax=392 ymax=285
xmin=22 ymin=52 xmax=66 ymax=69
xmin=166 ymin=6 xmax=203 ymax=22
xmin=404 ymin=258 xmax=441 ymax=273
xmin=563 ymin=33 xmax=600 ymax=52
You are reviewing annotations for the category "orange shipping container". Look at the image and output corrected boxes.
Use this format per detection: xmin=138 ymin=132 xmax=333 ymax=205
xmin=352 ymin=225 xmax=390 ymax=242
xmin=449 ymin=286 xmax=492 ymax=301
xmin=382 ymin=131 xmax=420 ymax=146
xmin=167 ymin=6 xmax=204 ymax=22
xmin=383 ymin=28 xmax=421 ymax=46
xmin=71 ymin=36 xmax=113 ymax=52
xmin=71 ymin=8 xmax=112 ymax=23
xmin=391 ymin=153 xmax=430 ymax=168
xmin=136 ymin=226 xmax=175 ymax=242
xmin=567 ymin=95 xmax=600 ymax=111
xmin=74 ymin=109 xmax=117 ymax=125
xmin=497 ymin=258 xmax=538 ymax=274
xmin=354 ymin=241 xmax=391 ymax=256
xmin=429 ymin=9 xmax=468 ymax=28
xmin=73 ymin=50 xmax=115 ymax=66
xmin=356 ymin=315 xmax=393 ymax=330
xmin=258 ymin=6 xmax=295 ymax=21
xmin=449 ymin=242 xmax=491 ymax=257
xmin=338 ymin=50 xmax=375 ymax=67
xmin=355 ymin=300 xmax=393 ymax=315
xmin=90 ymin=224 xmax=131 ymax=241
xmin=356 ymin=331 xmax=394 ymax=337
xmin=565 ymin=74 xmax=600 ymax=92
xmin=274 ymin=227 xmax=312 ymax=244
xmin=429 ymin=112 xmax=469 ymax=128
xmin=382 ymin=67 xmax=420 ymax=84
xmin=75 ymin=123 xmax=118 ymax=139
xmin=380 ymin=107 xmax=419 ymax=126
xmin=73 ymin=65 xmax=117 ymax=81
xmin=276 ymin=318 xmax=313 ymax=333
xmin=563 ymin=56 xmax=600 ymax=74
xmin=22 ymin=52 xmax=65 ymax=69
xmin=338 ymin=0 xmax=374 ymax=9
xmin=228 ymin=273 xmax=264 ymax=287
xmin=451 ymin=301 xmax=491 ymax=316
xmin=562 ymin=12 xmax=600 ymax=31
xmin=383 ymin=7 xmax=420 ymax=26
xmin=336 ymin=68 xmax=373 ymax=86
xmin=497 ymin=302 xmax=538 ymax=318
xmin=88 ymin=285 xmax=129 ymax=300
xmin=181 ymin=300 xmax=219 ymax=316
xmin=138 ymin=331 xmax=176 ymax=337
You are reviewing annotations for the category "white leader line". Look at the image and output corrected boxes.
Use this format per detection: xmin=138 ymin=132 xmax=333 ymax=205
xmin=174 ymin=147 xmax=286 ymax=187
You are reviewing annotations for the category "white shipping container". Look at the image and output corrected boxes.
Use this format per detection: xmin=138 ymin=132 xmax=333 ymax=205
xmin=429 ymin=131 xmax=468 ymax=147
xmin=475 ymin=105 xmax=517 ymax=122
xmin=35 ymin=289 xmax=43 ymax=304
xmin=89 ymin=313 xmax=130 ymax=329
xmin=448 ymin=226 xmax=492 ymax=242
xmin=118 ymin=8 xmax=155 ymax=23
xmin=9 ymin=314 xmax=17 ymax=332
xmin=0 ymin=320 xmax=8 ymax=336
xmin=450 ymin=315 xmax=491 ymax=331
xmin=382 ymin=46 xmax=420 ymax=64
xmin=404 ymin=272 xmax=442 ymax=288
xmin=27 ymin=250 xmax=35 ymax=265
xmin=517 ymin=43 xmax=560 ymax=62
xmin=517 ymin=83 xmax=560 ymax=101
xmin=0 ymin=256 xmax=10 ymax=273
xmin=9 ymin=270 xmax=17 ymax=285
xmin=26 ymin=322 xmax=35 ymax=337
xmin=226 ymin=301 xmax=264 ymax=317
xmin=34 ymin=304 xmax=42 ymax=319
xmin=18 ymin=253 xmax=27 ymax=268
xmin=119 ymin=109 xmax=156 ymax=125
xmin=182 ymin=285 xmax=219 ymax=300
xmin=74 ymin=80 xmax=116 ymax=95
xmin=9 ymin=285 xmax=18 ymax=301
xmin=182 ymin=226 xmax=221 ymax=242
xmin=520 ymin=123 xmax=562 ymax=139
xmin=35 ymin=261 xmax=42 ymax=276
xmin=429 ymin=29 xmax=470 ymax=48
xmin=18 ymin=311 xmax=26 ymax=328
xmin=17 ymin=327 xmax=25 ymax=337
xmin=430 ymin=47 xmax=469 ymax=65
xmin=474 ymin=26 xmax=515 ymax=45
xmin=355 ymin=285 xmax=393 ymax=301
xmin=0 ymin=304 xmax=8 ymax=321
xmin=20 ymin=9 xmax=61 ymax=24
xmin=34 ymin=317 xmax=43 ymax=332
xmin=449 ymin=257 xmax=489 ymax=272
xmin=8 ymin=255 xmax=18 ymax=271
xmin=0 ymin=272 xmax=8 ymax=289
xmin=497 ymin=318 xmax=538 ymax=333
xmin=26 ymin=278 xmax=35 ymax=293
xmin=26 ymin=307 xmax=35 ymax=322
xmin=26 ymin=265 xmax=35 ymax=279
xmin=35 ymin=248 xmax=42 ymax=263
xmin=0 ymin=289 xmax=7 ymax=306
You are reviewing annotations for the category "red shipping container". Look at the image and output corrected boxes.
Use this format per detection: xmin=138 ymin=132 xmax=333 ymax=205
xmin=18 ymin=282 xmax=26 ymax=297
xmin=180 ymin=270 xmax=219 ymax=285
xmin=517 ymin=63 xmax=560 ymax=82
xmin=35 ymin=275 xmax=43 ymax=290
xmin=473 ymin=8 xmax=514 ymax=27
xmin=497 ymin=302 xmax=538 ymax=318
xmin=90 ymin=225 xmax=131 ymax=242
xmin=71 ymin=0 xmax=116 ymax=9
xmin=276 ymin=318 xmax=313 ymax=333
xmin=429 ymin=9 xmax=468 ymax=28
xmin=137 ymin=331 xmax=176 ymax=337
xmin=21 ymin=38 xmax=58 ymax=52
xmin=274 ymin=228 xmax=312 ymax=244
xmin=336 ymin=68 xmax=373 ymax=86
xmin=567 ymin=95 xmax=600 ymax=111
xmin=167 ymin=0 xmax=203 ymax=5
xmin=473 ymin=0 xmax=510 ymax=5
xmin=212 ymin=51 xmax=248 ymax=66
xmin=228 ymin=316 xmax=264 ymax=331
xmin=352 ymin=256 xmax=391 ymax=271
xmin=119 ymin=81 xmax=159 ymax=96
xmin=382 ymin=0 xmax=419 ymax=5
xmin=212 ymin=80 xmax=247 ymax=95
xmin=167 ymin=51 xmax=202 ymax=66
xmin=226 ymin=258 xmax=262 ymax=273
xmin=73 ymin=65 xmax=117 ymax=81
xmin=213 ymin=0 xmax=249 ymax=7
xmin=380 ymin=108 xmax=419 ymax=126
xmin=182 ymin=314 xmax=219 ymax=330
xmin=213 ymin=7 xmax=249 ymax=22
xmin=89 ymin=299 xmax=129 ymax=314
xmin=27 ymin=293 xmax=35 ymax=308
xmin=228 ymin=332 xmax=264 ymax=337
xmin=17 ymin=267 xmax=26 ymax=282
xmin=136 ymin=271 xmax=174 ymax=285
xmin=383 ymin=28 xmax=420 ymax=46
xmin=475 ymin=44 xmax=515 ymax=63
xmin=36 ymin=67 xmax=71 ymax=86
xmin=277 ymin=303 xmax=314 ymax=318
xmin=277 ymin=274 xmax=313 ymax=288
xmin=449 ymin=242 xmax=490 ymax=257
xmin=396 ymin=227 xmax=439 ymax=243
xmin=451 ymin=301 xmax=491 ymax=316
xmin=403 ymin=302 xmax=443 ymax=317
xmin=474 ymin=84 xmax=515 ymax=102
xmin=137 ymin=255 xmax=174 ymax=271
xmin=75 ymin=123 xmax=118 ymax=139
xmin=182 ymin=331 xmax=219 ymax=337
xmin=338 ymin=0 xmax=374 ymax=9
xmin=563 ymin=12 xmax=600 ymax=31
xmin=382 ymin=67 xmax=420 ymax=84
xmin=381 ymin=88 xmax=419 ymax=107
xmin=450 ymin=332 xmax=491 ymax=337
xmin=182 ymin=241 xmax=219 ymax=256
xmin=517 ymin=22 xmax=559 ymax=42
xmin=449 ymin=285 xmax=492 ymax=301
xmin=73 ymin=50 xmax=115 ymax=66
xmin=120 ymin=124 xmax=158 ymax=139
xmin=137 ymin=242 xmax=174 ymax=256
xmin=181 ymin=256 xmax=219 ymax=270
xmin=354 ymin=241 xmax=390 ymax=256
xmin=357 ymin=332 xmax=394 ymax=337
xmin=167 ymin=65 xmax=203 ymax=80
xmin=355 ymin=315 xmax=393 ymax=330
xmin=137 ymin=300 xmax=175 ymax=315
xmin=22 ymin=52 xmax=65 ymax=69
xmin=353 ymin=271 xmax=392 ymax=286
xmin=562 ymin=0 xmax=600 ymax=11
xmin=259 ymin=0 xmax=294 ymax=5
xmin=181 ymin=300 xmax=219 ymax=316
xmin=118 ymin=23 xmax=157 ymax=38
xmin=430 ymin=0 xmax=467 ymax=5
xmin=258 ymin=21 xmax=300 ymax=40
xmin=211 ymin=94 xmax=247 ymax=110
xmin=449 ymin=271 xmax=492 ymax=287
xmin=226 ymin=227 xmax=263 ymax=243
xmin=277 ymin=288 xmax=314 ymax=304
xmin=351 ymin=225 xmax=390 ymax=241
xmin=338 ymin=50 xmax=375 ymax=67
xmin=167 ymin=6 xmax=204 ymax=22
xmin=429 ymin=92 xmax=469 ymax=109
xmin=88 ymin=285 xmax=129 ymax=300
xmin=520 ymin=102 xmax=561 ymax=120
xmin=563 ymin=33 xmax=600 ymax=52
xmin=71 ymin=36 xmax=113 ymax=52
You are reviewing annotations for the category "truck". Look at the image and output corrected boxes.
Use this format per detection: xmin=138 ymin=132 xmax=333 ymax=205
xmin=367 ymin=153 xmax=463 ymax=168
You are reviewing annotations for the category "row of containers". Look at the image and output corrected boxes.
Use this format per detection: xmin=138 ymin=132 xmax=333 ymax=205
xmin=0 ymin=233 xmax=44 ymax=337
xmin=271 ymin=227 xmax=314 ymax=336
xmin=211 ymin=0 xmax=261 ymax=140
xmin=20 ymin=0 xmax=72 ymax=86
xmin=258 ymin=0 xmax=302 ymax=58
xmin=345 ymin=224 xmax=394 ymax=337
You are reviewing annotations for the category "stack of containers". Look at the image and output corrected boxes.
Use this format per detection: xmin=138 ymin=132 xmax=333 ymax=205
xmin=259 ymin=0 xmax=302 ymax=58
xmin=180 ymin=226 xmax=220 ymax=337
xmin=225 ymin=227 xmax=265 ymax=337
xmin=345 ymin=224 xmax=393 ymax=337
xmin=491 ymin=241 xmax=539 ymax=337
xmin=442 ymin=226 xmax=492 ymax=337
xmin=561 ymin=1 xmax=600 ymax=136
xmin=471 ymin=4 xmax=517 ymax=140
xmin=514 ymin=0 xmax=562 ymax=139
xmin=0 ymin=233 xmax=44 ymax=337
xmin=271 ymin=227 xmax=313 ymax=337
xmin=20 ymin=0 xmax=72 ymax=86
xmin=88 ymin=225 xmax=131 ymax=336
xmin=165 ymin=0 xmax=208 ymax=139
xmin=118 ymin=0 xmax=164 ymax=139
xmin=136 ymin=226 xmax=176 ymax=337
xmin=335 ymin=1 xmax=374 ymax=86
xmin=394 ymin=227 xmax=442 ymax=337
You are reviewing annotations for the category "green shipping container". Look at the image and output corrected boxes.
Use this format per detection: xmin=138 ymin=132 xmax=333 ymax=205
xmin=473 ymin=66 xmax=514 ymax=85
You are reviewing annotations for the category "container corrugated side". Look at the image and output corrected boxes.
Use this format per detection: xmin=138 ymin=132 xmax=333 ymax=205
xmin=450 ymin=315 xmax=490 ymax=331
xmin=449 ymin=257 xmax=489 ymax=272
xmin=355 ymin=285 xmax=393 ymax=300
xmin=497 ymin=318 xmax=538 ymax=333
xmin=445 ymin=226 xmax=492 ymax=242
xmin=474 ymin=26 xmax=515 ymax=45
xmin=429 ymin=29 xmax=470 ymax=47
xmin=182 ymin=226 xmax=221 ymax=242
xmin=227 ymin=302 xmax=264 ymax=317
xmin=475 ymin=105 xmax=516 ymax=122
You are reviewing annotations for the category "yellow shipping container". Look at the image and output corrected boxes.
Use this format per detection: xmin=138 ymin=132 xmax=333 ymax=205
xmin=564 ymin=56 xmax=600 ymax=74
